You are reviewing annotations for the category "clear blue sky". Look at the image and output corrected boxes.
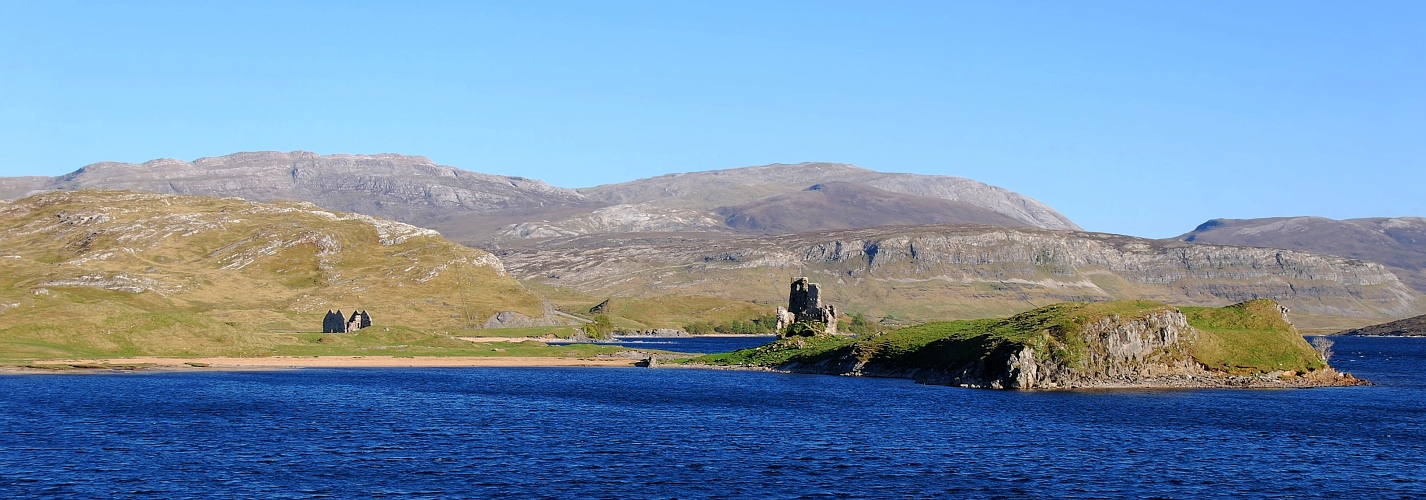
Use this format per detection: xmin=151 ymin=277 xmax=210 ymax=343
xmin=1 ymin=1 xmax=1421 ymax=238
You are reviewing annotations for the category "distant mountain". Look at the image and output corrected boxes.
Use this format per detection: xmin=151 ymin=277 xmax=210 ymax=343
xmin=716 ymin=182 xmax=1030 ymax=233
xmin=1176 ymin=217 xmax=1426 ymax=293
xmin=0 ymin=154 xmax=1080 ymax=244
xmin=496 ymin=223 xmax=1426 ymax=332
xmin=0 ymin=151 xmax=597 ymax=244
xmin=580 ymin=162 xmax=1079 ymax=231
xmin=1338 ymin=314 xmax=1426 ymax=336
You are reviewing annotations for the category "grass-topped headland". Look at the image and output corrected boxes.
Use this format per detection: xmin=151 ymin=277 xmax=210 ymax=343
xmin=697 ymin=299 xmax=1351 ymax=389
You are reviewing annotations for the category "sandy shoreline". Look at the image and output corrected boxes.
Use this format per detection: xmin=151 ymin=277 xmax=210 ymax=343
xmin=3 ymin=355 xmax=639 ymax=373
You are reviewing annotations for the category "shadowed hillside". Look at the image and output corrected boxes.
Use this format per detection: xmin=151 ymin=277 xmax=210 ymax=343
xmin=1338 ymin=313 xmax=1426 ymax=336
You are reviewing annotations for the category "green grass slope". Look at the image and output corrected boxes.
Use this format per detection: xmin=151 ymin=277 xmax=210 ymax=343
xmin=0 ymin=190 xmax=555 ymax=360
xmin=1181 ymin=299 xmax=1326 ymax=373
xmin=699 ymin=299 xmax=1326 ymax=376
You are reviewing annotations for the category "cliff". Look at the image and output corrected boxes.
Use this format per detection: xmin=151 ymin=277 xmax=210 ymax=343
xmin=696 ymin=300 xmax=1363 ymax=390
xmin=500 ymin=224 xmax=1426 ymax=331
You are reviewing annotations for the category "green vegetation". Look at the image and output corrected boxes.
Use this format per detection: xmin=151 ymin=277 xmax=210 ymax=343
xmin=683 ymin=313 xmax=779 ymax=335
xmin=0 ymin=191 xmax=578 ymax=362
xmin=698 ymin=299 xmax=1327 ymax=377
xmin=841 ymin=313 xmax=879 ymax=335
xmin=0 ymin=318 xmax=626 ymax=365
xmin=1181 ymin=299 xmax=1326 ymax=373
xmin=781 ymin=320 xmax=827 ymax=337
xmin=580 ymin=314 xmax=616 ymax=339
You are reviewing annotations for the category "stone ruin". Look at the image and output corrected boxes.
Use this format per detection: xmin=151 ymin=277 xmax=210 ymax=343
xmin=323 ymin=309 xmax=372 ymax=333
xmin=775 ymin=277 xmax=838 ymax=335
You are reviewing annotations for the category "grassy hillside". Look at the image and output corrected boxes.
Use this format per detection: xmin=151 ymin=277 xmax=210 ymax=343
xmin=0 ymin=190 xmax=556 ymax=360
xmin=1182 ymin=299 xmax=1326 ymax=373
xmin=699 ymin=299 xmax=1327 ymax=375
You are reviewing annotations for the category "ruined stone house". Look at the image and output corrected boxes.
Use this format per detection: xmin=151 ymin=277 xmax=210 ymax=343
xmin=775 ymin=277 xmax=838 ymax=334
xmin=322 ymin=309 xmax=373 ymax=333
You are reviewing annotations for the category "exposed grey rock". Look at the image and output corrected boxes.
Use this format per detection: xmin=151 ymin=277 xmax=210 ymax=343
xmin=483 ymin=311 xmax=540 ymax=329
xmin=617 ymin=328 xmax=690 ymax=337
xmin=498 ymin=224 xmax=1425 ymax=325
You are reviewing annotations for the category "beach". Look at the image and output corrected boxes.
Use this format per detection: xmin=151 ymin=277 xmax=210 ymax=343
xmin=4 ymin=355 xmax=640 ymax=373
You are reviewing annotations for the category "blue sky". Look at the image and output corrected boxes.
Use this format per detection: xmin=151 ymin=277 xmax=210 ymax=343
xmin=1 ymin=0 xmax=1421 ymax=238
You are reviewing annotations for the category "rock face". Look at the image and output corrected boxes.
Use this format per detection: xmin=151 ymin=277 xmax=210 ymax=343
xmin=1177 ymin=216 xmax=1426 ymax=293
xmin=777 ymin=277 xmax=838 ymax=334
xmin=1338 ymin=313 xmax=1426 ymax=336
xmin=499 ymin=224 xmax=1425 ymax=330
xmin=777 ymin=309 xmax=1204 ymax=389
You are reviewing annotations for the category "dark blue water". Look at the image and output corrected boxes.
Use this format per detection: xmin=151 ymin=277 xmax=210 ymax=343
xmin=552 ymin=334 xmax=776 ymax=354
xmin=2 ymin=336 xmax=1424 ymax=498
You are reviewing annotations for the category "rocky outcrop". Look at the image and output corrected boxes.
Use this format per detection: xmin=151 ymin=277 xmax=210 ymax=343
xmin=493 ymin=204 xmax=730 ymax=241
xmin=920 ymin=309 xmax=1204 ymax=389
xmin=618 ymin=329 xmax=690 ymax=337
xmin=483 ymin=311 xmax=546 ymax=329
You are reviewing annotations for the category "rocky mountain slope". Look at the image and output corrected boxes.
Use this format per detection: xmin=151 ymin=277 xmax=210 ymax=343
xmin=715 ymin=182 xmax=1030 ymax=233
xmin=1176 ymin=216 xmax=1426 ymax=293
xmin=1338 ymin=313 xmax=1426 ymax=336
xmin=698 ymin=299 xmax=1360 ymax=390
xmin=580 ymin=161 xmax=1080 ymax=231
xmin=0 ymin=190 xmax=555 ymax=359
xmin=496 ymin=224 xmax=1426 ymax=332
xmin=0 ymin=151 xmax=599 ymax=244
xmin=0 ymin=154 xmax=1079 ymax=244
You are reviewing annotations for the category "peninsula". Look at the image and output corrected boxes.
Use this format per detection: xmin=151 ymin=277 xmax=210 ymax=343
xmin=696 ymin=296 xmax=1362 ymax=390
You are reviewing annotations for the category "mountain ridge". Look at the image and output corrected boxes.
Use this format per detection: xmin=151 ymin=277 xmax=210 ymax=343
xmin=0 ymin=152 xmax=1081 ymax=244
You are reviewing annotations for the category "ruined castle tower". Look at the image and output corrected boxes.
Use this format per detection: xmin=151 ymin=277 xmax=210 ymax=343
xmin=776 ymin=277 xmax=838 ymax=334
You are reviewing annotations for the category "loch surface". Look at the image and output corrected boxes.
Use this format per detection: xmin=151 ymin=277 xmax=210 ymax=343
xmin=2 ymin=336 xmax=1424 ymax=498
